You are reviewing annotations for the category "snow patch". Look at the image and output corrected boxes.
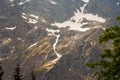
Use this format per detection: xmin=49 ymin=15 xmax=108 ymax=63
xmin=21 ymin=13 xmax=27 ymax=19
xmin=51 ymin=0 xmax=106 ymax=32
xmin=8 ymin=38 xmax=12 ymax=41
xmin=34 ymin=26 xmax=38 ymax=29
xmin=21 ymin=15 xmax=27 ymax=19
xmin=48 ymin=0 xmax=57 ymax=5
xmin=0 ymin=57 xmax=10 ymax=61
xmin=46 ymin=28 xmax=60 ymax=35
xmin=45 ymin=28 xmax=62 ymax=71
xmin=11 ymin=4 xmax=15 ymax=7
xmin=9 ymin=0 xmax=14 ymax=2
xmin=21 ymin=13 xmax=39 ymax=24
xmin=0 ymin=58 xmax=4 ymax=61
xmin=5 ymin=26 xmax=16 ymax=30
xmin=22 ymin=13 xmax=26 ymax=15
xmin=82 ymin=0 xmax=89 ymax=3
xmin=116 ymin=2 xmax=120 ymax=5
xmin=42 ymin=19 xmax=46 ymax=23
xmin=46 ymin=28 xmax=61 ymax=58
xmin=28 ymin=18 xmax=38 ymax=24
xmin=17 ymin=38 xmax=22 ymax=40
xmin=28 ymin=42 xmax=38 ymax=49
xmin=2 ymin=38 xmax=12 ymax=45
xmin=83 ymin=14 xmax=106 ymax=22
xmin=18 ymin=0 xmax=31 ymax=5
xmin=30 ymin=14 xmax=39 ymax=20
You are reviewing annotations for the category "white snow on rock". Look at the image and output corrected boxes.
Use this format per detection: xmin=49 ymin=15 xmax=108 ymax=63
xmin=84 ymin=14 xmax=106 ymax=22
xmin=34 ymin=26 xmax=38 ymax=29
xmin=21 ymin=13 xmax=39 ymax=24
xmin=21 ymin=15 xmax=27 ymax=19
xmin=28 ymin=18 xmax=38 ymax=24
xmin=18 ymin=0 xmax=31 ymax=5
xmin=46 ymin=28 xmax=62 ymax=58
xmin=9 ymin=0 xmax=14 ymax=2
xmin=116 ymin=2 xmax=120 ymax=5
xmin=30 ymin=14 xmax=39 ymax=20
xmin=11 ymin=4 xmax=15 ymax=7
xmin=48 ymin=0 xmax=58 ymax=5
xmin=2 ymin=38 xmax=12 ymax=45
xmin=45 ymin=28 xmax=62 ymax=71
xmin=0 ymin=57 xmax=10 ymax=61
xmin=51 ymin=0 xmax=106 ymax=32
xmin=82 ymin=0 xmax=89 ymax=3
xmin=46 ymin=28 xmax=60 ymax=36
xmin=42 ymin=19 xmax=46 ymax=23
xmin=21 ymin=13 xmax=27 ymax=19
xmin=22 ymin=13 xmax=26 ymax=15
xmin=51 ymin=21 xmax=90 ymax=32
xmin=8 ymin=38 xmax=12 ymax=41
xmin=28 ymin=42 xmax=38 ymax=49
xmin=5 ymin=26 xmax=16 ymax=30
xmin=17 ymin=38 xmax=21 ymax=40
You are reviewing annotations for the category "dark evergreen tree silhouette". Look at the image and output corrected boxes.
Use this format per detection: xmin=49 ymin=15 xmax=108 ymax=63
xmin=31 ymin=70 xmax=36 ymax=80
xmin=0 ymin=63 xmax=4 ymax=80
xmin=87 ymin=17 xmax=120 ymax=80
xmin=12 ymin=64 xmax=24 ymax=80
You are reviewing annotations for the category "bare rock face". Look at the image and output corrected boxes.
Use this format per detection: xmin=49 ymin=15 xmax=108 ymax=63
xmin=0 ymin=0 xmax=120 ymax=80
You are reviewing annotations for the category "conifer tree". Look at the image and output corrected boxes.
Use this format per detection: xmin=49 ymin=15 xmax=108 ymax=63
xmin=0 ymin=63 xmax=3 ymax=80
xmin=12 ymin=64 xmax=24 ymax=80
xmin=31 ymin=70 xmax=36 ymax=80
xmin=87 ymin=17 xmax=120 ymax=80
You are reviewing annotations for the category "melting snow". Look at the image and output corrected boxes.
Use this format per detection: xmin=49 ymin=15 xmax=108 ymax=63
xmin=11 ymin=4 xmax=15 ymax=7
xmin=18 ymin=0 xmax=31 ymax=5
xmin=9 ymin=0 xmax=14 ymax=2
xmin=30 ymin=14 xmax=39 ymax=20
xmin=42 ymin=19 xmax=46 ymax=23
xmin=5 ymin=26 xmax=16 ymax=30
xmin=21 ymin=15 xmax=27 ymax=19
xmin=28 ymin=18 xmax=38 ymax=24
xmin=116 ymin=2 xmax=120 ymax=5
xmin=22 ymin=13 xmax=26 ymax=15
xmin=21 ymin=13 xmax=39 ymax=24
xmin=82 ymin=0 xmax=89 ymax=3
xmin=48 ymin=0 xmax=57 ymax=5
xmin=2 ymin=38 xmax=12 ymax=45
xmin=8 ymin=38 xmax=12 ymax=41
xmin=51 ymin=21 xmax=90 ymax=32
xmin=84 ymin=14 xmax=106 ymax=22
xmin=21 ymin=13 xmax=27 ymax=19
xmin=46 ymin=28 xmax=62 ymax=58
xmin=17 ymin=38 xmax=21 ymax=40
xmin=51 ymin=0 xmax=106 ymax=32
xmin=34 ymin=26 xmax=38 ymax=29
xmin=28 ymin=42 xmax=38 ymax=49
xmin=0 ymin=57 xmax=10 ymax=61
xmin=46 ymin=28 xmax=60 ymax=35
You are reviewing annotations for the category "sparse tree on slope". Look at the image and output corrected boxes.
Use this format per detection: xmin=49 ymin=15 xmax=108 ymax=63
xmin=31 ymin=70 xmax=36 ymax=80
xmin=87 ymin=17 xmax=120 ymax=80
xmin=12 ymin=64 xmax=24 ymax=80
xmin=0 ymin=63 xmax=4 ymax=80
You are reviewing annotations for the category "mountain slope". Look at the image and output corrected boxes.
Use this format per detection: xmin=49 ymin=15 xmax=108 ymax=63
xmin=0 ymin=0 xmax=120 ymax=80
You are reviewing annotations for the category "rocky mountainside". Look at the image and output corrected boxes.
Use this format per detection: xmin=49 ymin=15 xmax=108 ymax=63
xmin=0 ymin=0 xmax=120 ymax=80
